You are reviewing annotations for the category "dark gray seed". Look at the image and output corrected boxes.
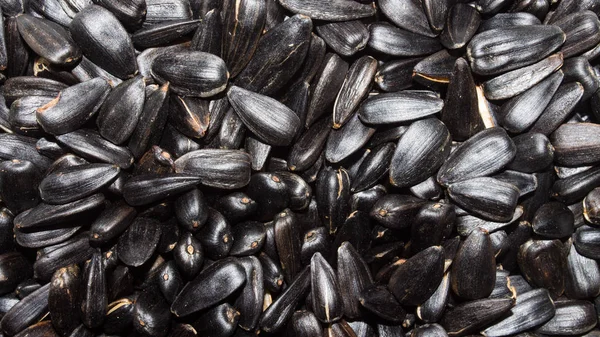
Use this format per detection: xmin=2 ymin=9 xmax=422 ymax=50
xmin=440 ymin=3 xmax=481 ymax=50
xmin=70 ymin=55 xmax=122 ymax=86
xmin=123 ymin=173 xmax=200 ymax=206
xmin=217 ymin=107 xmax=246 ymax=150
xmin=448 ymin=177 xmax=520 ymax=222
xmin=488 ymin=269 xmax=512 ymax=299
xmin=60 ymin=0 xmax=92 ymax=18
xmin=500 ymin=70 xmax=563 ymax=133
xmin=451 ymin=229 xmax=496 ymax=300
xmin=574 ymin=226 xmax=600 ymax=260
xmin=507 ymin=133 xmax=554 ymax=173
xmin=368 ymin=22 xmax=442 ymax=57
xmin=326 ymin=112 xmax=375 ymax=163
xmin=80 ymin=250 xmax=106 ymax=329
xmin=36 ymin=77 xmax=110 ymax=135
xmin=360 ymin=91 xmax=443 ymax=125
xmin=301 ymin=226 xmax=331 ymax=266
xmin=117 ymin=217 xmax=161 ymax=267
xmin=0 ymin=284 xmax=49 ymax=336
xmin=305 ymin=54 xmax=348 ymax=127
xmin=333 ymin=56 xmax=377 ymax=128
xmin=0 ymin=159 xmax=41 ymax=214
xmin=15 ymin=224 xmax=81 ymax=249
xmin=292 ymin=310 xmax=321 ymax=337
xmin=532 ymin=202 xmax=574 ymax=238
xmin=296 ymin=33 xmax=326 ymax=85
xmin=16 ymin=14 xmax=80 ymax=65
xmin=0 ymin=253 xmax=32 ymax=296
xmin=0 ymin=133 xmax=52 ymax=170
xmin=133 ymin=286 xmax=170 ymax=337
xmin=127 ymin=82 xmax=170 ymax=159
xmin=173 ymin=232 xmax=204 ymax=279
xmin=151 ymin=50 xmax=228 ymax=98
xmin=441 ymin=58 xmax=484 ymax=141
xmin=411 ymin=324 xmax=448 ymax=337
xmin=437 ymin=127 xmax=516 ymax=186
xmin=390 ymin=118 xmax=451 ymax=188
xmin=518 ymin=239 xmax=566 ymax=297
xmin=440 ymin=297 xmax=514 ymax=336
xmin=467 ymin=25 xmax=566 ymax=75
xmin=413 ymin=50 xmax=458 ymax=85
xmin=375 ymin=58 xmax=422 ymax=93
xmin=274 ymin=209 xmax=302 ymax=284
xmin=28 ymin=0 xmax=71 ymax=27
xmin=379 ymin=0 xmax=436 ymax=37
xmin=352 ymin=142 xmax=395 ymax=192
xmin=89 ymin=201 xmax=136 ymax=244
xmin=477 ymin=0 xmax=522 ymax=15
xmin=230 ymin=221 xmax=265 ymax=257
xmin=494 ymin=170 xmax=538 ymax=197
xmin=316 ymin=167 xmax=351 ymax=234
xmin=562 ymin=57 xmax=600 ymax=100
xmin=56 ymin=129 xmax=134 ymax=169
xmin=196 ymin=208 xmax=233 ymax=260
xmin=14 ymin=194 xmax=104 ymax=230
xmin=170 ymin=95 xmax=210 ymax=140
xmin=144 ymin=0 xmax=191 ymax=26
xmin=289 ymin=117 xmax=327 ymax=170
xmin=0 ymin=0 xmax=23 ymax=16
xmin=159 ymin=124 xmax=201 ymax=159
xmin=69 ymin=5 xmax=137 ymax=79
xmin=103 ymin=296 xmax=135 ymax=334
xmin=482 ymin=288 xmax=555 ymax=336
xmin=214 ymin=192 xmax=257 ymax=224
xmin=536 ymin=299 xmax=597 ymax=335
xmin=228 ymin=86 xmax=300 ymax=146
xmin=97 ymin=76 xmax=145 ymax=145
xmin=310 ymin=253 xmax=342 ymax=323
xmin=585 ymin=188 xmax=600 ymax=225
xmin=233 ymin=256 xmax=263 ymax=331
xmin=508 ymin=0 xmax=549 ymax=20
xmin=378 ymin=323 xmax=404 ymax=337
xmin=222 ymin=0 xmax=265 ymax=77
xmin=316 ymin=20 xmax=369 ymax=57
xmin=410 ymin=176 xmax=442 ymax=201
xmin=549 ymin=0 xmax=600 ymax=23
xmin=411 ymin=201 xmax=455 ymax=253
xmin=370 ymin=194 xmax=426 ymax=230
xmin=132 ymin=19 xmax=201 ymax=48
xmin=278 ymin=0 xmax=375 ymax=21
xmin=422 ymin=0 xmax=450 ymax=33
xmin=175 ymin=188 xmax=207 ymax=233
xmin=171 ymin=257 xmax=246 ymax=317
xmin=565 ymin=239 xmax=600 ymax=299
xmin=478 ymin=12 xmax=541 ymax=32
xmin=174 ymin=149 xmax=251 ymax=189
xmin=192 ymin=303 xmax=238 ymax=337
xmin=8 ymin=96 xmax=54 ymax=136
xmin=456 ymin=206 xmax=523 ymax=237
xmin=360 ymin=285 xmax=405 ymax=323
xmin=337 ymin=242 xmax=373 ymax=320
xmin=246 ymin=172 xmax=289 ymax=221
xmin=235 ymin=14 xmax=312 ymax=95
xmin=94 ymin=0 xmax=146 ymax=30
xmin=33 ymin=233 xmax=95 ymax=281
xmin=137 ymin=44 xmax=187 ymax=79
xmin=39 ymin=163 xmax=119 ymax=204
xmin=552 ymin=166 xmax=600 ymax=205
xmin=259 ymin=266 xmax=310 ymax=333
xmin=258 ymin=252 xmax=284 ymax=294
xmin=36 ymin=138 xmax=66 ymax=160
xmin=553 ymin=11 xmax=600 ymax=58
xmin=2 ymin=76 xmax=67 ymax=103
xmin=417 ymin=271 xmax=450 ymax=323
xmin=551 ymin=123 xmax=600 ymax=167
xmin=483 ymin=53 xmax=563 ymax=100
xmin=158 ymin=261 xmax=183 ymax=304
xmin=245 ymin=137 xmax=271 ymax=171
xmin=191 ymin=8 xmax=221 ymax=55
xmin=388 ymin=246 xmax=444 ymax=306
xmin=276 ymin=172 xmax=311 ymax=211
xmin=5 ymin=17 xmax=29 ymax=78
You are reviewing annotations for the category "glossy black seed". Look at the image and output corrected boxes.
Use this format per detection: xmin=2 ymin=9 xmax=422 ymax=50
xmin=117 ymin=217 xmax=161 ymax=267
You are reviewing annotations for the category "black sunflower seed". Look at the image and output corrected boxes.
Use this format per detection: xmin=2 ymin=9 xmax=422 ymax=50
xmin=333 ymin=56 xmax=377 ymax=129
xmin=565 ymin=239 xmax=600 ymax=299
xmin=277 ymin=0 xmax=375 ymax=21
xmin=0 ymin=283 xmax=49 ymax=336
xmin=48 ymin=266 xmax=81 ymax=337
xmin=174 ymin=149 xmax=251 ymax=189
xmin=368 ymin=22 xmax=442 ymax=57
xmin=440 ymin=3 xmax=481 ymax=50
xmin=378 ymin=0 xmax=436 ymax=37
xmin=451 ymin=228 xmax=496 ymax=300
xmin=554 ymin=10 xmax=600 ymax=58
xmin=518 ymin=239 xmax=566 ymax=298
xmin=80 ymin=249 xmax=106 ymax=329
xmin=69 ymin=5 xmax=137 ymax=79
xmin=359 ymin=91 xmax=444 ymax=125
xmin=117 ymin=217 xmax=161 ymax=267
xmin=448 ymin=177 xmax=520 ymax=222
xmin=440 ymin=297 xmax=514 ymax=336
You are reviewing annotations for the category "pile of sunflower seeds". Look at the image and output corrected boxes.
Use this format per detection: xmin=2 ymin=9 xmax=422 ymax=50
xmin=2 ymin=0 xmax=600 ymax=336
